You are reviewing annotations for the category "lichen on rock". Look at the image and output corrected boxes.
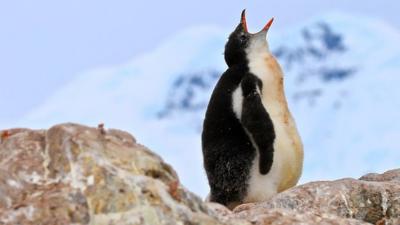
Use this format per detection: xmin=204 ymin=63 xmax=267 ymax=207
xmin=0 ymin=123 xmax=399 ymax=225
xmin=0 ymin=123 xmax=221 ymax=225
xmin=232 ymin=169 xmax=400 ymax=225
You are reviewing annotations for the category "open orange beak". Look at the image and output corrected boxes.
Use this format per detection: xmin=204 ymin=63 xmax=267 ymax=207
xmin=241 ymin=9 xmax=274 ymax=33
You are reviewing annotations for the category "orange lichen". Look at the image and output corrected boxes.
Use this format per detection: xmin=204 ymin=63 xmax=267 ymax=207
xmin=1 ymin=130 xmax=10 ymax=140
xmin=168 ymin=180 xmax=180 ymax=201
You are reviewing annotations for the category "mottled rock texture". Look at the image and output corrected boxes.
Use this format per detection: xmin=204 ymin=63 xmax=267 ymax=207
xmin=0 ymin=123 xmax=225 ymax=225
xmin=0 ymin=123 xmax=399 ymax=225
xmin=233 ymin=169 xmax=400 ymax=225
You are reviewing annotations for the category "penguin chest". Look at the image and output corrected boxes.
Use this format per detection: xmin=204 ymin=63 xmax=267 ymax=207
xmin=232 ymin=84 xmax=303 ymax=203
xmin=243 ymin=55 xmax=303 ymax=203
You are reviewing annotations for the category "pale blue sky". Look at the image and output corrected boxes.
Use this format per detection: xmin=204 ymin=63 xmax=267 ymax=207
xmin=0 ymin=0 xmax=399 ymax=126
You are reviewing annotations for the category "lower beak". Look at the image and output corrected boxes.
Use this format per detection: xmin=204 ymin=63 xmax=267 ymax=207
xmin=262 ymin=18 xmax=274 ymax=32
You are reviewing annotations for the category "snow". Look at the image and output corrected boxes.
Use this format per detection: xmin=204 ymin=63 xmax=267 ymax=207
xmin=9 ymin=13 xmax=400 ymax=197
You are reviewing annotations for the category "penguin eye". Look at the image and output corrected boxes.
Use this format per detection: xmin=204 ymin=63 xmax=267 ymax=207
xmin=239 ymin=34 xmax=247 ymax=42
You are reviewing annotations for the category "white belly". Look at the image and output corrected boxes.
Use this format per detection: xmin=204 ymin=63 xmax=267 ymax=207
xmin=244 ymin=114 xmax=303 ymax=203
xmin=232 ymin=84 xmax=303 ymax=203
xmin=243 ymin=52 xmax=303 ymax=203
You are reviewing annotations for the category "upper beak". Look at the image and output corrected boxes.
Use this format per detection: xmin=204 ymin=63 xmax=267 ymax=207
xmin=241 ymin=9 xmax=248 ymax=33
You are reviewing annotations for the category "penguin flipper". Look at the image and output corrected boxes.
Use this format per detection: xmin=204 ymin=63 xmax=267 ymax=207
xmin=240 ymin=74 xmax=276 ymax=175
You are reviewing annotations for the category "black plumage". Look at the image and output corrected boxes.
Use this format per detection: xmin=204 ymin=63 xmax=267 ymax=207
xmin=202 ymin=14 xmax=276 ymax=207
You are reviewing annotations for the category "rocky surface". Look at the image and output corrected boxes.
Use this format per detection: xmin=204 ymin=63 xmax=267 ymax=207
xmin=0 ymin=123 xmax=226 ymax=225
xmin=233 ymin=169 xmax=400 ymax=225
xmin=0 ymin=123 xmax=399 ymax=225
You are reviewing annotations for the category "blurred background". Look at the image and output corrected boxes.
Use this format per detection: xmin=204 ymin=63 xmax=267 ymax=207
xmin=1 ymin=0 xmax=400 ymax=197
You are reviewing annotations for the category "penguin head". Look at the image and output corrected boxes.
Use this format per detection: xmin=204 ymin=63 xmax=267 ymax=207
xmin=224 ymin=10 xmax=274 ymax=67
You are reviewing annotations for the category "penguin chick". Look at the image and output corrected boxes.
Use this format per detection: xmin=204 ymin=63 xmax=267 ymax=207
xmin=202 ymin=10 xmax=303 ymax=210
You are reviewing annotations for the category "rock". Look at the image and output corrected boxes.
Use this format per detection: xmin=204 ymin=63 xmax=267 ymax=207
xmin=0 ymin=123 xmax=223 ymax=225
xmin=233 ymin=208 xmax=370 ymax=225
xmin=359 ymin=169 xmax=400 ymax=183
xmin=1 ymin=123 xmax=399 ymax=225
xmin=233 ymin=169 xmax=400 ymax=225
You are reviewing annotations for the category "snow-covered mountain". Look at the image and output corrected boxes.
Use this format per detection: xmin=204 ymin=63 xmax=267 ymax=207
xmin=10 ymin=13 xmax=400 ymax=197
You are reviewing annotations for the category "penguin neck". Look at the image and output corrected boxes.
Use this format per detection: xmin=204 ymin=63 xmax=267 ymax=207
xmin=231 ymin=63 xmax=249 ymax=72
xmin=228 ymin=63 xmax=250 ymax=83
xmin=246 ymin=51 xmax=289 ymax=117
